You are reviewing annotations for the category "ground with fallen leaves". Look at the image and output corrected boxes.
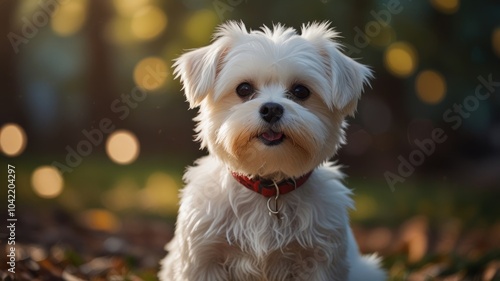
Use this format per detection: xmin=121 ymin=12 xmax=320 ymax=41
xmin=1 ymin=206 xmax=499 ymax=281
xmin=0 ymin=162 xmax=498 ymax=281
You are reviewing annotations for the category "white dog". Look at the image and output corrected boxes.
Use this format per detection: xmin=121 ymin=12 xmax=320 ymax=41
xmin=159 ymin=21 xmax=386 ymax=281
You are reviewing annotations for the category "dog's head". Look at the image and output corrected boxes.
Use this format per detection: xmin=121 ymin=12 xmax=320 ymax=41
xmin=174 ymin=21 xmax=372 ymax=180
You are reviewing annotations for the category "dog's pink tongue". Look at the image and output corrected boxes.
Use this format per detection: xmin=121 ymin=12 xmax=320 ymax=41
xmin=262 ymin=131 xmax=283 ymax=141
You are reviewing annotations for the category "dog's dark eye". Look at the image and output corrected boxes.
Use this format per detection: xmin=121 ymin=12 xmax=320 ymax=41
xmin=236 ymin=83 xmax=254 ymax=98
xmin=290 ymin=84 xmax=310 ymax=100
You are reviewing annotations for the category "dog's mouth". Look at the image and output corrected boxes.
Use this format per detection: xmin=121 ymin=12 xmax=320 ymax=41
xmin=259 ymin=129 xmax=285 ymax=146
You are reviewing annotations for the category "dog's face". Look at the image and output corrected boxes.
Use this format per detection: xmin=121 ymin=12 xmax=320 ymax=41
xmin=174 ymin=22 xmax=372 ymax=180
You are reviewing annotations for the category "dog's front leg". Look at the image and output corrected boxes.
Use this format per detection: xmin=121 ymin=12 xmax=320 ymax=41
xmin=161 ymin=229 xmax=230 ymax=280
xmin=290 ymin=260 xmax=349 ymax=281
xmin=181 ymin=239 xmax=230 ymax=281
xmin=184 ymin=264 xmax=228 ymax=281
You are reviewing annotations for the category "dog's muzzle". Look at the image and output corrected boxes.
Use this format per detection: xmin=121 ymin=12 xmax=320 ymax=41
xmin=259 ymin=102 xmax=285 ymax=145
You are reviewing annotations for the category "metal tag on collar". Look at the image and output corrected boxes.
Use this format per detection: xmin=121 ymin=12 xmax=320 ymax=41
xmin=267 ymin=180 xmax=283 ymax=219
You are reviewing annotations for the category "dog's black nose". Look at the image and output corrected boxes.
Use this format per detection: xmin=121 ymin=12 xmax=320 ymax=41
xmin=259 ymin=102 xmax=284 ymax=123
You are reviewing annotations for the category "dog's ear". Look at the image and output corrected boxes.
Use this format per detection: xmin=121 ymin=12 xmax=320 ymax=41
xmin=326 ymin=46 xmax=373 ymax=116
xmin=173 ymin=21 xmax=248 ymax=108
xmin=173 ymin=42 xmax=227 ymax=108
xmin=302 ymin=22 xmax=373 ymax=116
xmin=325 ymin=47 xmax=373 ymax=116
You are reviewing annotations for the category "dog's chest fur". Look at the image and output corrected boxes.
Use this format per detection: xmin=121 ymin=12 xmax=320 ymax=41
xmin=222 ymin=239 xmax=347 ymax=281
xmin=171 ymin=156 xmax=353 ymax=280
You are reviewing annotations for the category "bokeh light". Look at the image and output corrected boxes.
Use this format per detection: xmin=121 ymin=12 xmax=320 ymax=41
xmin=131 ymin=5 xmax=167 ymax=41
xmin=106 ymin=130 xmax=140 ymax=165
xmin=105 ymin=17 xmax=134 ymax=44
xmin=492 ymin=27 xmax=500 ymax=59
xmin=139 ymin=172 xmax=179 ymax=215
xmin=184 ymin=9 xmax=219 ymax=46
xmin=400 ymin=216 xmax=428 ymax=263
xmin=430 ymin=0 xmax=460 ymax=14
xmin=133 ymin=56 xmax=168 ymax=91
xmin=80 ymin=209 xmax=121 ymax=232
xmin=51 ymin=0 xmax=88 ymax=36
xmin=31 ymin=166 xmax=64 ymax=199
xmin=12 ymin=1 xmax=41 ymax=28
xmin=113 ymin=0 xmax=150 ymax=17
xmin=384 ymin=42 xmax=418 ymax=78
xmin=0 ymin=123 xmax=27 ymax=157
xmin=415 ymin=70 xmax=447 ymax=104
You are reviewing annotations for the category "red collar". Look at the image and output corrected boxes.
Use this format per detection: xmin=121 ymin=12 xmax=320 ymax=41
xmin=231 ymin=171 xmax=313 ymax=197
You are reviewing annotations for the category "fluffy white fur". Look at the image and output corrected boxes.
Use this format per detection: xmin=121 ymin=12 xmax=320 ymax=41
xmin=159 ymin=21 xmax=386 ymax=281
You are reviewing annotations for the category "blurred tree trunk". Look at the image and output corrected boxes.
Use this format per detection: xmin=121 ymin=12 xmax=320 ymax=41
xmin=350 ymin=0 xmax=368 ymax=28
xmin=0 ymin=1 xmax=26 ymax=127
xmin=84 ymin=0 xmax=118 ymax=139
